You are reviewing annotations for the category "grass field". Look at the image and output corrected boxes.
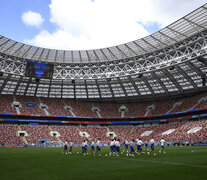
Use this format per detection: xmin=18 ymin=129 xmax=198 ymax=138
xmin=0 ymin=146 xmax=207 ymax=180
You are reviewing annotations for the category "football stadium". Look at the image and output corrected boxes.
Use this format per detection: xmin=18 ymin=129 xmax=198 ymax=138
xmin=0 ymin=1 xmax=207 ymax=180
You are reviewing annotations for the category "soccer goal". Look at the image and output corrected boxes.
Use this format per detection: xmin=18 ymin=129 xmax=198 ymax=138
xmin=48 ymin=141 xmax=62 ymax=147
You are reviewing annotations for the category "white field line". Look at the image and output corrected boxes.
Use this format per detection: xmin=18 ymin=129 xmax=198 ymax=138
xmin=111 ymin=157 xmax=207 ymax=169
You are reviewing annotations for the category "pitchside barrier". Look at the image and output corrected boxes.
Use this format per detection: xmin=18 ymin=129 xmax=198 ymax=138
xmin=193 ymin=143 xmax=207 ymax=146
xmin=1 ymin=145 xmax=27 ymax=148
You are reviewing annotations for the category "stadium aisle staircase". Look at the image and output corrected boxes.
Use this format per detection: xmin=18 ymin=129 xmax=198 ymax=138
xmin=203 ymin=122 xmax=207 ymax=128
xmin=23 ymin=137 xmax=28 ymax=144
xmin=76 ymin=127 xmax=81 ymax=132
xmin=48 ymin=126 xmax=53 ymax=132
xmin=62 ymin=99 xmax=76 ymax=116
xmin=57 ymin=137 xmax=63 ymax=144
xmin=18 ymin=125 xmax=28 ymax=144
xmin=18 ymin=125 xmax=21 ymax=131
xmin=48 ymin=126 xmax=63 ymax=143
xmin=130 ymin=127 xmax=134 ymax=134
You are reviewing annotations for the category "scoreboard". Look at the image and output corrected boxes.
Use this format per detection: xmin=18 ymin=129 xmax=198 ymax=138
xmin=25 ymin=61 xmax=54 ymax=79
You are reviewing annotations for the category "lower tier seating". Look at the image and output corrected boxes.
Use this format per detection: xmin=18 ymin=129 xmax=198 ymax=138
xmin=0 ymin=120 xmax=207 ymax=144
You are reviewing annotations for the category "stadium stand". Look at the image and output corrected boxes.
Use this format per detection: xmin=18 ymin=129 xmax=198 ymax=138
xmin=162 ymin=120 xmax=207 ymax=142
xmin=1 ymin=92 xmax=207 ymax=117
xmin=0 ymin=124 xmax=24 ymax=144
xmin=171 ymin=92 xmax=207 ymax=113
xmin=95 ymin=103 xmax=121 ymax=117
xmin=1 ymin=119 xmax=207 ymax=145
xmin=1 ymin=92 xmax=207 ymax=145
xmin=49 ymin=125 xmax=80 ymax=143
xmin=40 ymin=97 xmax=71 ymax=116
xmin=16 ymin=95 xmax=45 ymax=115
xmin=108 ymin=126 xmax=132 ymax=141
xmin=0 ymin=94 xmax=16 ymax=114
xmin=65 ymin=99 xmax=97 ymax=117
xmin=78 ymin=126 xmax=109 ymax=141
xmin=148 ymin=100 xmax=178 ymax=116
xmin=124 ymin=102 xmax=151 ymax=117
xmin=20 ymin=125 xmax=57 ymax=144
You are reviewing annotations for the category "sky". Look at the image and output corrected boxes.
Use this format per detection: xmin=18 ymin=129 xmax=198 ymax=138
xmin=0 ymin=0 xmax=206 ymax=50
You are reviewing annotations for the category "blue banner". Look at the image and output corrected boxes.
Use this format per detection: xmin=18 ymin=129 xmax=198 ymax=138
xmin=112 ymin=120 xmax=161 ymax=124
xmin=27 ymin=103 xmax=34 ymax=107
xmin=3 ymin=119 xmax=65 ymax=124
xmin=198 ymin=114 xmax=207 ymax=117
xmin=29 ymin=123 xmax=39 ymax=125
xmin=57 ymin=115 xmax=100 ymax=119
xmin=39 ymin=139 xmax=48 ymax=142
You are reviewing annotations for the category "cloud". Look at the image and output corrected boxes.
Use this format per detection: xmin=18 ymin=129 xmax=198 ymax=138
xmin=25 ymin=0 xmax=207 ymax=50
xmin=22 ymin=10 xmax=44 ymax=28
xmin=25 ymin=29 xmax=90 ymax=50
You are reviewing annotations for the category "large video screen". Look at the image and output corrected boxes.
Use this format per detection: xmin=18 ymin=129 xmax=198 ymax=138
xmin=25 ymin=61 xmax=54 ymax=79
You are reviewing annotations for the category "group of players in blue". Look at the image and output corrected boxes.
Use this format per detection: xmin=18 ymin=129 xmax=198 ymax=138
xmin=81 ymin=138 xmax=101 ymax=156
xmin=62 ymin=140 xmax=73 ymax=155
xmin=124 ymin=138 xmax=158 ymax=156
xmin=62 ymin=137 xmax=166 ymax=157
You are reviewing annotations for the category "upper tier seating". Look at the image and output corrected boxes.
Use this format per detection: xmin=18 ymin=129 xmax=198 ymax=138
xmin=1 ymin=92 xmax=207 ymax=117
xmin=0 ymin=95 xmax=16 ymax=114
xmin=94 ymin=103 xmax=121 ymax=117
xmin=172 ymin=92 xmax=207 ymax=113
xmin=16 ymin=95 xmax=45 ymax=115
xmin=65 ymin=99 xmax=97 ymax=117
xmin=40 ymin=97 xmax=71 ymax=116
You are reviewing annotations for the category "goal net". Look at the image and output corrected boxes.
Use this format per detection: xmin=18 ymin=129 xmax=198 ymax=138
xmin=48 ymin=141 xmax=62 ymax=147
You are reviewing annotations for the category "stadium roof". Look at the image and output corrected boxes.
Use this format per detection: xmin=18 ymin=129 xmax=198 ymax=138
xmin=0 ymin=3 xmax=207 ymax=101
xmin=0 ymin=4 xmax=207 ymax=63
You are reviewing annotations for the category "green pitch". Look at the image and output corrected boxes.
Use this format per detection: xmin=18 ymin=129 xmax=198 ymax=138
xmin=0 ymin=146 xmax=207 ymax=180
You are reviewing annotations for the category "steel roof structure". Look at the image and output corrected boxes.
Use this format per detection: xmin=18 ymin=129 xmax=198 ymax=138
xmin=0 ymin=4 xmax=207 ymax=102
